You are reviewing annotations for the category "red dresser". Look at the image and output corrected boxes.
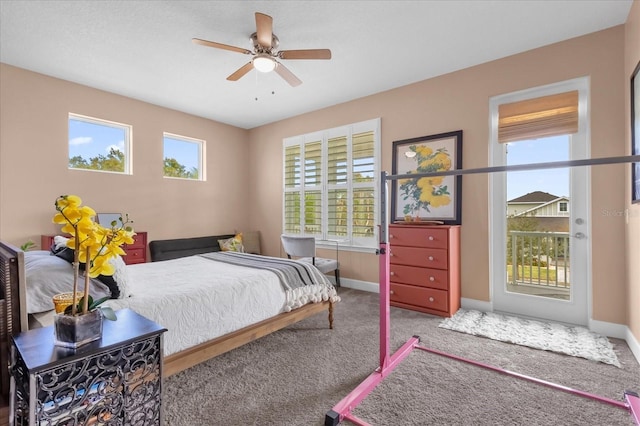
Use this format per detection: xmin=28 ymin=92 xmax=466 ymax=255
xmin=121 ymin=231 xmax=147 ymax=265
xmin=388 ymin=224 xmax=460 ymax=317
xmin=41 ymin=231 xmax=147 ymax=265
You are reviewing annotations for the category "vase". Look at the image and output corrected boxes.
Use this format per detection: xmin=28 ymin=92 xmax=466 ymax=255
xmin=52 ymin=292 xmax=82 ymax=314
xmin=54 ymin=309 xmax=103 ymax=348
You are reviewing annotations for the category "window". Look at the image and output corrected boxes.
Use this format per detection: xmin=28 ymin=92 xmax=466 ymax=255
xmin=558 ymin=202 xmax=568 ymax=213
xmin=283 ymin=118 xmax=380 ymax=248
xmin=68 ymin=114 xmax=131 ymax=174
xmin=163 ymin=133 xmax=205 ymax=180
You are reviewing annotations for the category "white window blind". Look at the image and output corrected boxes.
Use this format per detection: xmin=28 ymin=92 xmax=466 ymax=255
xmin=283 ymin=118 xmax=380 ymax=248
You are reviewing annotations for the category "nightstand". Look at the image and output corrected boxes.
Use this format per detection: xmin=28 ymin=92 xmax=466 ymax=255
xmin=41 ymin=232 xmax=148 ymax=265
xmin=10 ymin=309 xmax=166 ymax=425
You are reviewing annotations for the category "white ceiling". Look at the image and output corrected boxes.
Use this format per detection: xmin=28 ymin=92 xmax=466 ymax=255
xmin=0 ymin=1 xmax=632 ymax=129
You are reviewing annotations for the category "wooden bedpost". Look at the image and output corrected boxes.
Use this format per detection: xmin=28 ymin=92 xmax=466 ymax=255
xmin=328 ymin=301 xmax=334 ymax=330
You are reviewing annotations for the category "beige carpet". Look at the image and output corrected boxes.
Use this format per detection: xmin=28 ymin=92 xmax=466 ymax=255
xmin=163 ymin=288 xmax=639 ymax=425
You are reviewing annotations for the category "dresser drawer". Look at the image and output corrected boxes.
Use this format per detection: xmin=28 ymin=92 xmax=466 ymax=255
xmin=390 ymin=283 xmax=448 ymax=312
xmin=122 ymin=232 xmax=147 ymax=264
xmin=389 ymin=264 xmax=449 ymax=290
xmin=389 ymin=246 xmax=448 ymax=270
xmin=127 ymin=232 xmax=147 ymax=250
xmin=123 ymin=248 xmax=145 ymax=264
xmin=389 ymin=227 xmax=448 ymax=249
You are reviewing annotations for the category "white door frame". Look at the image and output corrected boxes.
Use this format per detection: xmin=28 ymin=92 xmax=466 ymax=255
xmin=488 ymin=77 xmax=592 ymax=326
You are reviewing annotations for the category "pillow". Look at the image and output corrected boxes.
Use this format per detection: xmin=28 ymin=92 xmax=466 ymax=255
xmin=242 ymin=231 xmax=262 ymax=255
xmin=50 ymin=236 xmax=129 ymax=299
xmin=218 ymin=233 xmax=244 ymax=252
xmin=110 ymin=254 xmax=131 ymax=298
xmin=53 ymin=235 xmax=69 ymax=251
xmin=24 ymin=252 xmax=111 ymax=313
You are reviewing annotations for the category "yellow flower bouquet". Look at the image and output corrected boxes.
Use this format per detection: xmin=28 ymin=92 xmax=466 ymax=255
xmin=53 ymin=194 xmax=134 ymax=320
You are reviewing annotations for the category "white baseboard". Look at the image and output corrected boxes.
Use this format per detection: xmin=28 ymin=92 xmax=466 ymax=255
xmin=461 ymin=297 xmax=492 ymax=312
xmin=625 ymin=328 xmax=640 ymax=365
xmin=340 ymin=279 xmax=640 ymax=365
xmin=340 ymin=278 xmax=379 ymax=293
xmin=590 ymin=319 xmax=640 ymax=365
xmin=589 ymin=318 xmax=628 ymax=339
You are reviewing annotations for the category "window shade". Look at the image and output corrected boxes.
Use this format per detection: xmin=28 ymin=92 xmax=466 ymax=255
xmin=498 ymin=91 xmax=579 ymax=143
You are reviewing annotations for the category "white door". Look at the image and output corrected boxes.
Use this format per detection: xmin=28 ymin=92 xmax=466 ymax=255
xmin=489 ymin=78 xmax=590 ymax=326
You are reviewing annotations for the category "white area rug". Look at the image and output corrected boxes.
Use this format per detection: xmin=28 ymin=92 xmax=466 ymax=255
xmin=439 ymin=309 xmax=620 ymax=367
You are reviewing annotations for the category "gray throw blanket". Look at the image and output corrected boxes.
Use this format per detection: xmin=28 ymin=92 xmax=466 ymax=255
xmin=199 ymin=252 xmax=340 ymax=311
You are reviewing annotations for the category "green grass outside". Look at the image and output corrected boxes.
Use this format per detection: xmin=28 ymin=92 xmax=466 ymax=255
xmin=507 ymin=265 xmax=558 ymax=282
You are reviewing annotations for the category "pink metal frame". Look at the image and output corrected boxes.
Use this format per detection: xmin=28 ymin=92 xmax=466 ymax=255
xmin=324 ymin=171 xmax=639 ymax=426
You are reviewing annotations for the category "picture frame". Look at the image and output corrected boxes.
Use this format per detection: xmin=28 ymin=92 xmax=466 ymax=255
xmin=96 ymin=213 xmax=123 ymax=227
xmin=632 ymin=60 xmax=640 ymax=204
xmin=391 ymin=130 xmax=463 ymax=224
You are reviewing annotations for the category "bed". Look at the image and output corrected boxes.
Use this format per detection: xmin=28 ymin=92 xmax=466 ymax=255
xmin=0 ymin=234 xmax=338 ymax=390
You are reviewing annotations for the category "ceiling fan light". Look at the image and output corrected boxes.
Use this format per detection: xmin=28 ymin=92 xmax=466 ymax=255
xmin=253 ymin=55 xmax=276 ymax=73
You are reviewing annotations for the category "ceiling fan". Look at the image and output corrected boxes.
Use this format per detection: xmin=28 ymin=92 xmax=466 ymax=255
xmin=192 ymin=12 xmax=331 ymax=87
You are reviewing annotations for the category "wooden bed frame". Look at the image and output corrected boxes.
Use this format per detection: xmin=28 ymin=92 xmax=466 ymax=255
xmin=164 ymin=299 xmax=333 ymax=376
xmin=0 ymin=238 xmax=335 ymax=398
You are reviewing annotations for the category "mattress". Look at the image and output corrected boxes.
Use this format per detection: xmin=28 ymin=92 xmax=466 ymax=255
xmin=34 ymin=255 xmax=287 ymax=356
xmin=112 ymin=255 xmax=288 ymax=356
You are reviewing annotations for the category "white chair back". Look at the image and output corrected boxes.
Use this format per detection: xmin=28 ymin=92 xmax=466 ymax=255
xmin=280 ymin=235 xmax=316 ymax=258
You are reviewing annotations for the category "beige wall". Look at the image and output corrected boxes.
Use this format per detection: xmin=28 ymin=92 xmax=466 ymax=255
xmin=0 ymin=24 xmax=634 ymax=330
xmin=625 ymin=1 xmax=640 ymax=345
xmin=248 ymin=26 xmax=629 ymax=323
xmin=0 ymin=63 xmax=250 ymax=247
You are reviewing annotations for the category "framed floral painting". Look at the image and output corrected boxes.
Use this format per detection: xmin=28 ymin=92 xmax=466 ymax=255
xmin=391 ymin=130 xmax=462 ymax=224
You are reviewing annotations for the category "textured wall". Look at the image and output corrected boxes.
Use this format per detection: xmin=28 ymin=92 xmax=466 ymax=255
xmin=248 ymin=26 xmax=628 ymax=323
xmin=0 ymin=64 xmax=251 ymax=248
xmin=624 ymin=0 xmax=640 ymax=348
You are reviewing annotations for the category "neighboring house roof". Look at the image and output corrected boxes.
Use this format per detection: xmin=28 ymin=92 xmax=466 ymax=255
xmin=516 ymin=197 xmax=569 ymax=217
xmin=508 ymin=191 xmax=559 ymax=203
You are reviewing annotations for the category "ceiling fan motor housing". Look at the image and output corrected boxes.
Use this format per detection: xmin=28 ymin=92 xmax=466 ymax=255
xmin=251 ymin=32 xmax=279 ymax=53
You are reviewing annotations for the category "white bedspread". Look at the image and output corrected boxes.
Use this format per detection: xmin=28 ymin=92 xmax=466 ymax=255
xmin=105 ymin=255 xmax=287 ymax=356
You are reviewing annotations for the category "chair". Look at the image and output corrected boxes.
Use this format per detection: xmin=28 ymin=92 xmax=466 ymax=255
xmin=280 ymin=234 xmax=340 ymax=287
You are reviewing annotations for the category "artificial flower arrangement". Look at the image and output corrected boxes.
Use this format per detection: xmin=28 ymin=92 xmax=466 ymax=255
xmin=53 ymin=194 xmax=134 ymax=320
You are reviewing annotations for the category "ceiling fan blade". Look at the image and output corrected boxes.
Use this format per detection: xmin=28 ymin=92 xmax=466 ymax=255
xmin=255 ymin=12 xmax=273 ymax=49
xmin=275 ymin=62 xmax=302 ymax=87
xmin=227 ymin=62 xmax=254 ymax=81
xmin=279 ymin=49 xmax=332 ymax=60
xmin=192 ymin=38 xmax=252 ymax=55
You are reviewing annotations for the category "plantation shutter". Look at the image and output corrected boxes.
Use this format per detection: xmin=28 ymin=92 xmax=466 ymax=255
xmin=304 ymin=141 xmax=322 ymax=235
xmin=351 ymin=131 xmax=375 ymax=238
xmin=498 ymin=91 xmax=579 ymax=143
xmin=327 ymin=136 xmax=348 ymax=236
xmin=282 ymin=118 xmax=379 ymax=246
xmin=283 ymin=145 xmax=301 ymax=234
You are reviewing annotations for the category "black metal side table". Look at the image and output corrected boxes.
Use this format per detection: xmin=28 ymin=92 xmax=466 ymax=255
xmin=10 ymin=309 xmax=167 ymax=425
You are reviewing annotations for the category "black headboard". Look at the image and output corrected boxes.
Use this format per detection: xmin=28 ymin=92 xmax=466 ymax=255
xmin=148 ymin=234 xmax=235 ymax=262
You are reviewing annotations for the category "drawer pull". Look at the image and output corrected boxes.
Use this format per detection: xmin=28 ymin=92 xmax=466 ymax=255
xmin=390 ymin=272 xmax=395 ymax=276
xmin=428 ymin=236 xmax=434 ymax=241
xmin=389 ymin=234 xmax=394 ymax=239
xmin=429 ymin=276 xmax=435 ymax=282
xmin=429 ymin=297 xmax=435 ymax=302
xmin=390 ymin=290 xmax=395 ymax=295
xmin=390 ymin=253 xmax=394 ymax=257
xmin=428 ymin=256 xmax=434 ymax=261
